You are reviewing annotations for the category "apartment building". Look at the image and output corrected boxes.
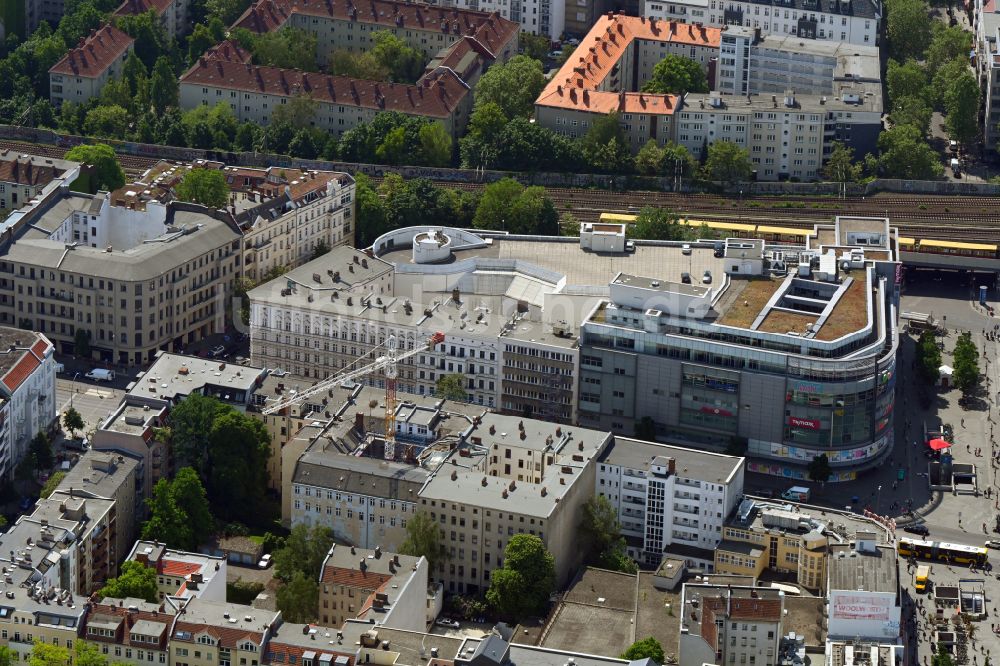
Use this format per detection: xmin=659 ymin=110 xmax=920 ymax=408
xmin=179 ymin=0 xmax=518 ymax=139
xmin=716 ymin=25 xmax=880 ymax=96
xmin=248 ymin=247 xmax=505 ymax=408
xmin=498 ymin=315 xmax=578 ymax=424
xmin=169 ymin=600 xmax=280 ymax=666
xmin=82 ymin=599 xmax=176 ymax=666
xmin=0 ymin=152 xmax=80 ymax=213
xmin=0 ymin=328 xmax=56 ymax=480
xmin=0 ymin=185 xmax=243 ymax=367
xmin=595 ymin=437 xmax=745 ymax=567
xmin=679 ymin=583 xmax=784 ymax=666
xmin=975 ymin=0 xmax=1000 ymax=152
xmin=0 ymin=562 xmax=88 ymax=666
xmin=318 ymin=545 xmax=432 ymax=632
xmin=127 ymin=541 xmax=228 ymax=601
xmin=534 ymin=15 xmax=880 ymax=178
xmin=113 ymin=0 xmax=188 ymax=40
xmin=642 ymin=0 xmax=880 ymax=45
xmin=422 ymin=0 xmax=563 ymax=39
xmin=49 ymin=25 xmax=135 ymax=106
xmin=92 ymin=399 xmax=169 ymax=499
xmin=288 ymin=390 xmax=610 ymax=593
xmin=577 ymin=217 xmax=900 ymax=480
xmin=715 ymin=497 xmax=891 ymax=592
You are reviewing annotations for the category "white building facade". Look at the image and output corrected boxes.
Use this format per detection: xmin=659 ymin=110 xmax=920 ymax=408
xmin=0 ymin=330 xmax=57 ymax=480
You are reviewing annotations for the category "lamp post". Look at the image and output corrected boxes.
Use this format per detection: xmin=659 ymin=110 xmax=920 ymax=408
xmin=876 ymin=484 xmax=882 ymax=514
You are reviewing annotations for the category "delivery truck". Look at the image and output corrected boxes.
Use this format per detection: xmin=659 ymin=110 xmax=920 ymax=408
xmin=781 ymin=486 xmax=811 ymax=502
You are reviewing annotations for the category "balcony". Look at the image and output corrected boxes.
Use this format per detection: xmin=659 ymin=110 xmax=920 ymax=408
xmin=673 ymin=504 xmax=699 ymax=515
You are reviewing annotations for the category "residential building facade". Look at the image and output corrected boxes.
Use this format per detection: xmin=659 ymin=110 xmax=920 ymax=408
xmin=127 ymin=541 xmax=228 ymax=601
xmin=0 ymin=328 xmax=56 ymax=480
xmin=49 ymin=25 xmax=135 ymax=106
xmin=642 ymin=0 xmax=880 ymax=45
xmin=0 ymin=153 xmax=80 ymax=214
xmin=679 ymin=584 xmax=784 ymax=666
xmin=0 ymin=186 xmax=243 ymax=367
xmin=596 ymin=438 xmax=745 ymax=566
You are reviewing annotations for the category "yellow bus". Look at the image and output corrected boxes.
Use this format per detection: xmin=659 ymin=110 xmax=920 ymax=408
xmin=914 ymin=565 xmax=931 ymax=593
xmin=898 ymin=537 xmax=987 ymax=567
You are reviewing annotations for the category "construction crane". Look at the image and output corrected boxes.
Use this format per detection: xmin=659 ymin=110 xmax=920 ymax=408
xmin=261 ymin=331 xmax=445 ymax=460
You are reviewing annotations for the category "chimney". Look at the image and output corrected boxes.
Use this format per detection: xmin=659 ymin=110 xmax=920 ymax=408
xmin=355 ymin=411 xmax=365 ymax=433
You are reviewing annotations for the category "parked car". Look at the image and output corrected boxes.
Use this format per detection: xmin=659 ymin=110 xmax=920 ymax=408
xmin=986 ymin=540 xmax=1000 ymax=550
xmin=435 ymin=618 xmax=460 ymax=629
xmin=681 ymin=244 xmax=692 ymax=255
xmin=681 ymin=272 xmax=692 ymax=284
xmin=209 ymin=345 xmax=226 ymax=358
xmin=904 ymin=523 xmax=930 ymax=536
xmin=258 ymin=553 xmax=272 ymax=568
xmin=949 ymin=140 xmax=959 ymax=152
xmin=702 ymin=270 xmax=713 ymax=284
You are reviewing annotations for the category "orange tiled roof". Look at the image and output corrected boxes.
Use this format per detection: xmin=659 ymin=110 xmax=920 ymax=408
xmin=729 ymin=597 xmax=782 ymax=621
xmin=266 ymin=640 xmax=355 ymax=666
xmin=231 ymin=0 xmax=518 ymax=58
xmin=1 ymin=348 xmax=40 ymax=392
xmin=113 ymin=0 xmax=174 ymax=17
xmin=320 ymin=565 xmax=392 ymax=590
xmin=535 ymin=13 xmax=720 ymax=115
xmin=161 ymin=560 xmax=203 ymax=577
xmin=203 ymin=39 xmax=253 ymax=64
xmin=179 ymin=55 xmax=470 ymax=119
xmin=49 ymin=25 xmax=134 ymax=78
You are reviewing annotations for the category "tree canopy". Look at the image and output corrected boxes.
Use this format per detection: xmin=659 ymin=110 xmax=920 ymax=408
xmin=272 ymin=525 xmax=334 ymax=622
xmin=702 ymin=140 xmax=752 ymax=184
xmin=99 ymin=560 xmax=159 ymax=603
xmin=885 ymin=0 xmax=932 ymax=61
xmin=807 ymin=454 xmax=831 ymax=484
xmin=399 ymin=511 xmax=449 ymax=573
xmin=435 ymin=374 xmax=468 ymax=402
xmin=486 ymin=534 xmax=555 ymax=619
xmin=953 ymin=331 xmax=980 ymax=396
xmin=473 ymin=55 xmax=547 ymax=119
xmin=642 ymin=54 xmax=709 ymax=95
xmin=473 ymin=179 xmax=559 ymax=235
xmin=621 ymin=637 xmax=665 ymax=663
xmin=40 ymin=471 xmax=67 ymax=499
xmin=875 ymin=125 xmax=943 ymax=179
xmin=581 ymin=495 xmax=637 ymax=574
xmin=65 ymin=144 xmax=126 ymax=193
xmin=176 ymin=168 xmax=229 ymax=209
xmin=141 ymin=467 xmax=214 ymax=551
xmin=917 ymin=330 xmax=943 ymax=384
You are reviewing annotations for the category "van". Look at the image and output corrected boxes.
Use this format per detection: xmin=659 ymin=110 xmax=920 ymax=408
xmin=950 ymin=158 xmax=961 ymax=176
xmin=85 ymin=369 xmax=115 ymax=382
xmin=780 ymin=486 xmax=810 ymax=502
xmin=915 ymin=565 xmax=931 ymax=593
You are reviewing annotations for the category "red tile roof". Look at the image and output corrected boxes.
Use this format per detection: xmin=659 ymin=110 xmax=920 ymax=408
xmin=85 ymin=603 xmax=172 ymax=649
xmin=179 ymin=55 xmax=471 ymax=119
xmin=266 ymin=639 xmax=355 ymax=666
xmin=1 ymin=349 xmax=40 ymax=393
xmin=161 ymin=560 xmax=203 ymax=577
xmin=729 ymin=597 xmax=782 ymax=621
xmin=320 ymin=565 xmax=392 ymax=590
xmin=204 ymin=39 xmax=253 ymax=64
xmin=173 ymin=621 xmax=265 ymax=648
xmin=231 ymin=0 xmax=518 ymax=58
xmin=0 ymin=159 xmax=57 ymax=187
xmin=535 ymin=13 xmax=720 ymax=116
xmin=113 ymin=0 xmax=174 ymax=17
xmin=49 ymin=25 xmax=134 ymax=78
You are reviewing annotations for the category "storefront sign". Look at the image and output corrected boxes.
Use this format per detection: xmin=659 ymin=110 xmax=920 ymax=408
xmin=787 ymin=416 xmax=820 ymax=430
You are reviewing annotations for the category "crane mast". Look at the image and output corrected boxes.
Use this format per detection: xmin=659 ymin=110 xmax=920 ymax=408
xmin=383 ymin=335 xmax=399 ymax=461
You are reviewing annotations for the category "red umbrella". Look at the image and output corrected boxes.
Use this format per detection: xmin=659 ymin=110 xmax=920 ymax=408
xmin=928 ymin=438 xmax=952 ymax=451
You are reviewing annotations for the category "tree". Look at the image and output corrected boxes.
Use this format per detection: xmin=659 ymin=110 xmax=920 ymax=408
xmin=926 ymin=24 xmax=972 ymax=77
xmin=953 ymin=331 xmax=980 ymax=396
xmin=29 ymin=641 xmax=69 ymax=666
xmin=116 ymin=10 xmax=167 ymax=68
xmin=99 ymin=560 xmax=159 ymax=603
xmin=310 ymin=239 xmax=330 ymax=260
xmin=419 ymin=122 xmax=452 ymax=167
xmin=435 ymin=374 xmax=468 ymax=401
xmin=30 ymin=431 xmax=52 ymax=470
xmin=581 ymin=112 xmax=631 ymax=174
xmin=486 ymin=534 xmax=555 ymax=619
xmin=74 ymin=641 xmax=109 ymax=666
xmin=399 ymin=511 xmax=448 ymax=573
xmin=519 ymin=32 xmax=550 ymax=61
xmin=149 ymin=56 xmax=178 ymax=113
xmin=271 ymin=94 xmax=318 ymax=130
xmin=621 ymin=637 xmax=665 ymax=663
xmin=634 ymin=416 xmax=657 ymax=440
xmin=642 ymin=53 xmax=709 ymax=95
xmin=74 ymin=327 xmax=91 ymax=357
xmin=823 ymin=142 xmax=862 ymax=183
xmin=459 ymin=101 xmax=507 ymax=169
xmin=40 ymin=471 xmax=66 ymax=499
xmin=944 ymin=71 xmax=981 ymax=146
xmin=63 ymin=407 xmax=84 ymax=438
xmin=886 ymin=0 xmax=932 ymax=61
xmin=931 ymin=57 xmax=969 ymax=109
xmin=205 ymin=0 xmax=252 ymax=25
xmin=82 ymin=105 xmax=129 ymax=138
xmin=631 ymin=206 xmax=685 ymax=240
xmin=473 ymin=179 xmax=558 ymax=235
xmin=807 ymin=454 xmax=831 ymax=485
xmin=272 ymin=524 xmax=334 ymax=582
xmin=917 ymin=330 xmax=943 ymax=385
xmin=886 ymin=59 xmax=928 ymax=107
xmin=370 ymin=30 xmax=426 ymax=83
xmin=243 ymin=26 xmax=316 ymax=70
xmin=635 ymin=140 xmax=666 ymax=176
xmin=205 ymin=409 xmax=270 ymax=521
xmin=65 ymin=144 xmax=126 ymax=193
xmin=176 ymin=168 xmax=229 ymax=210
xmin=889 ymin=95 xmax=932 ymax=135
xmin=355 ymin=173 xmax=389 ymax=247
xmin=288 ymin=128 xmax=320 ymax=159
xmin=142 ymin=467 xmax=213 ymax=550
xmin=702 ymin=140 xmax=752 ymax=184
xmin=932 ymin=646 xmax=954 ymax=666
xmin=581 ymin=495 xmax=636 ymax=574
xmin=0 ymin=646 xmax=13 ymax=666
xmin=276 ymin=570 xmax=318 ymax=622
xmin=876 ymin=125 xmax=943 ymax=180
xmin=473 ymin=55 xmax=546 ymax=119
xmin=188 ymin=23 xmax=217 ymax=63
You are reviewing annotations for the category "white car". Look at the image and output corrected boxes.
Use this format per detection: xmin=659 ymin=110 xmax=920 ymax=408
xmin=258 ymin=553 xmax=272 ymax=568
